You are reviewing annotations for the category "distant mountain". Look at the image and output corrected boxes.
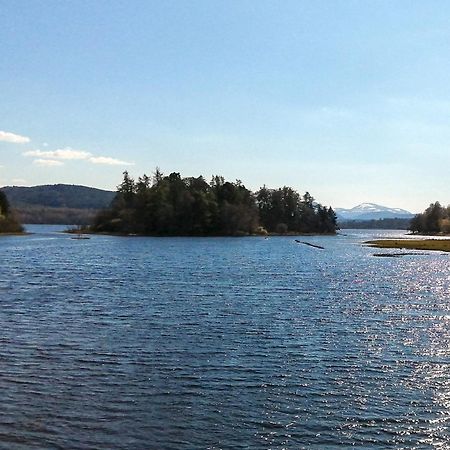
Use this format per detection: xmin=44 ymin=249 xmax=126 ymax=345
xmin=0 ymin=184 xmax=116 ymax=224
xmin=1 ymin=184 xmax=115 ymax=209
xmin=335 ymin=203 xmax=414 ymax=221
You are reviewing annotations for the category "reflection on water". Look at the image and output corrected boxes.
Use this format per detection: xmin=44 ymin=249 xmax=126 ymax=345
xmin=0 ymin=228 xmax=449 ymax=449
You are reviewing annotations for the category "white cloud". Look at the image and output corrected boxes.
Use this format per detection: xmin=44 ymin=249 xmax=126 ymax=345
xmin=24 ymin=147 xmax=91 ymax=160
xmin=0 ymin=130 xmax=30 ymax=144
xmin=33 ymin=159 xmax=64 ymax=167
xmin=88 ymin=156 xmax=134 ymax=166
xmin=24 ymin=145 xmax=133 ymax=166
xmin=24 ymin=147 xmax=134 ymax=166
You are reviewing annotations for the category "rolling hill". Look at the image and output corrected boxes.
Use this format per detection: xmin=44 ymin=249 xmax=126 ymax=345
xmin=0 ymin=184 xmax=116 ymax=224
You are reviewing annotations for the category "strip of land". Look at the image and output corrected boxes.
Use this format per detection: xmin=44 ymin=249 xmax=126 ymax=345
xmin=366 ymin=239 xmax=450 ymax=252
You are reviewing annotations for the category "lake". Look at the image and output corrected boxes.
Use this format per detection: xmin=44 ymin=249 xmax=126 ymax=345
xmin=0 ymin=226 xmax=449 ymax=449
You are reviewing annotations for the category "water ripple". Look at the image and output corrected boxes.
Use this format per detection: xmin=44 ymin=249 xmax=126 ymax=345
xmin=0 ymin=228 xmax=449 ymax=448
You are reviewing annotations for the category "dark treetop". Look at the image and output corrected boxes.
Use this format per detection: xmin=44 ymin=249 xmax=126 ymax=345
xmin=92 ymin=170 xmax=338 ymax=236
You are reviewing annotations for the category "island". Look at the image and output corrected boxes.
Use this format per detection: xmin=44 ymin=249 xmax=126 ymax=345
xmin=90 ymin=170 xmax=338 ymax=236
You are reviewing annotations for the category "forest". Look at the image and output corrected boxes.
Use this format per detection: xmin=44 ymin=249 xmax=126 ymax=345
xmin=409 ymin=201 xmax=450 ymax=234
xmin=339 ymin=217 xmax=412 ymax=230
xmin=15 ymin=206 xmax=100 ymax=225
xmin=92 ymin=170 xmax=338 ymax=236
xmin=0 ymin=191 xmax=23 ymax=233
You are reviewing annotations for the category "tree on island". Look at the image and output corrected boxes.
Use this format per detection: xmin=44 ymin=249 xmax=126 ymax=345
xmin=92 ymin=170 xmax=338 ymax=236
xmin=409 ymin=201 xmax=450 ymax=234
xmin=256 ymin=186 xmax=337 ymax=234
xmin=0 ymin=191 xmax=24 ymax=233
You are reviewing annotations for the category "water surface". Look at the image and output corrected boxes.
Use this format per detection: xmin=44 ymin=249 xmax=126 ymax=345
xmin=0 ymin=227 xmax=449 ymax=449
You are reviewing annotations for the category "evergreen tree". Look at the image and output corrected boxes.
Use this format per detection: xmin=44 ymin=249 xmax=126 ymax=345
xmin=116 ymin=171 xmax=136 ymax=206
xmin=0 ymin=191 xmax=10 ymax=217
xmin=92 ymin=170 xmax=338 ymax=236
xmin=409 ymin=201 xmax=449 ymax=234
xmin=0 ymin=191 xmax=23 ymax=233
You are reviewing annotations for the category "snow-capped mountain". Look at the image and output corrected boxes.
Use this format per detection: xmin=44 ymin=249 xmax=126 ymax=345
xmin=335 ymin=203 xmax=414 ymax=221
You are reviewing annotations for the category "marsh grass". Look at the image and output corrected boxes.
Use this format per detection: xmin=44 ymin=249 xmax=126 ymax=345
xmin=366 ymin=239 xmax=450 ymax=252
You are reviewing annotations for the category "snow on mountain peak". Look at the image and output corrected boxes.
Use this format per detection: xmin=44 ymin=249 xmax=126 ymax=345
xmin=335 ymin=203 xmax=414 ymax=220
xmin=352 ymin=203 xmax=384 ymax=211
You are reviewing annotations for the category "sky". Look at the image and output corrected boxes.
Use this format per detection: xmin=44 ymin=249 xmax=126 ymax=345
xmin=1 ymin=0 xmax=450 ymax=211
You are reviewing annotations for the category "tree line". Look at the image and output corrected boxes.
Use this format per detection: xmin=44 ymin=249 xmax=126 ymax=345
xmin=92 ymin=170 xmax=338 ymax=236
xmin=340 ymin=217 xmax=412 ymax=230
xmin=16 ymin=206 xmax=100 ymax=225
xmin=409 ymin=201 xmax=450 ymax=234
xmin=0 ymin=191 xmax=23 ymax=233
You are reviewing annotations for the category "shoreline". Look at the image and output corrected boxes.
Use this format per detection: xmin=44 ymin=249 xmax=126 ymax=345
xmin=0 ymin=231 xmax=29 ymax=236
xmin=65 ymin=228 xmax=337 ymax=238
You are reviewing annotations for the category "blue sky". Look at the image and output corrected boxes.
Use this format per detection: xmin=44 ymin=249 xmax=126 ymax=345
xmin=1 ymin=0 xmax=450 ymax=211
